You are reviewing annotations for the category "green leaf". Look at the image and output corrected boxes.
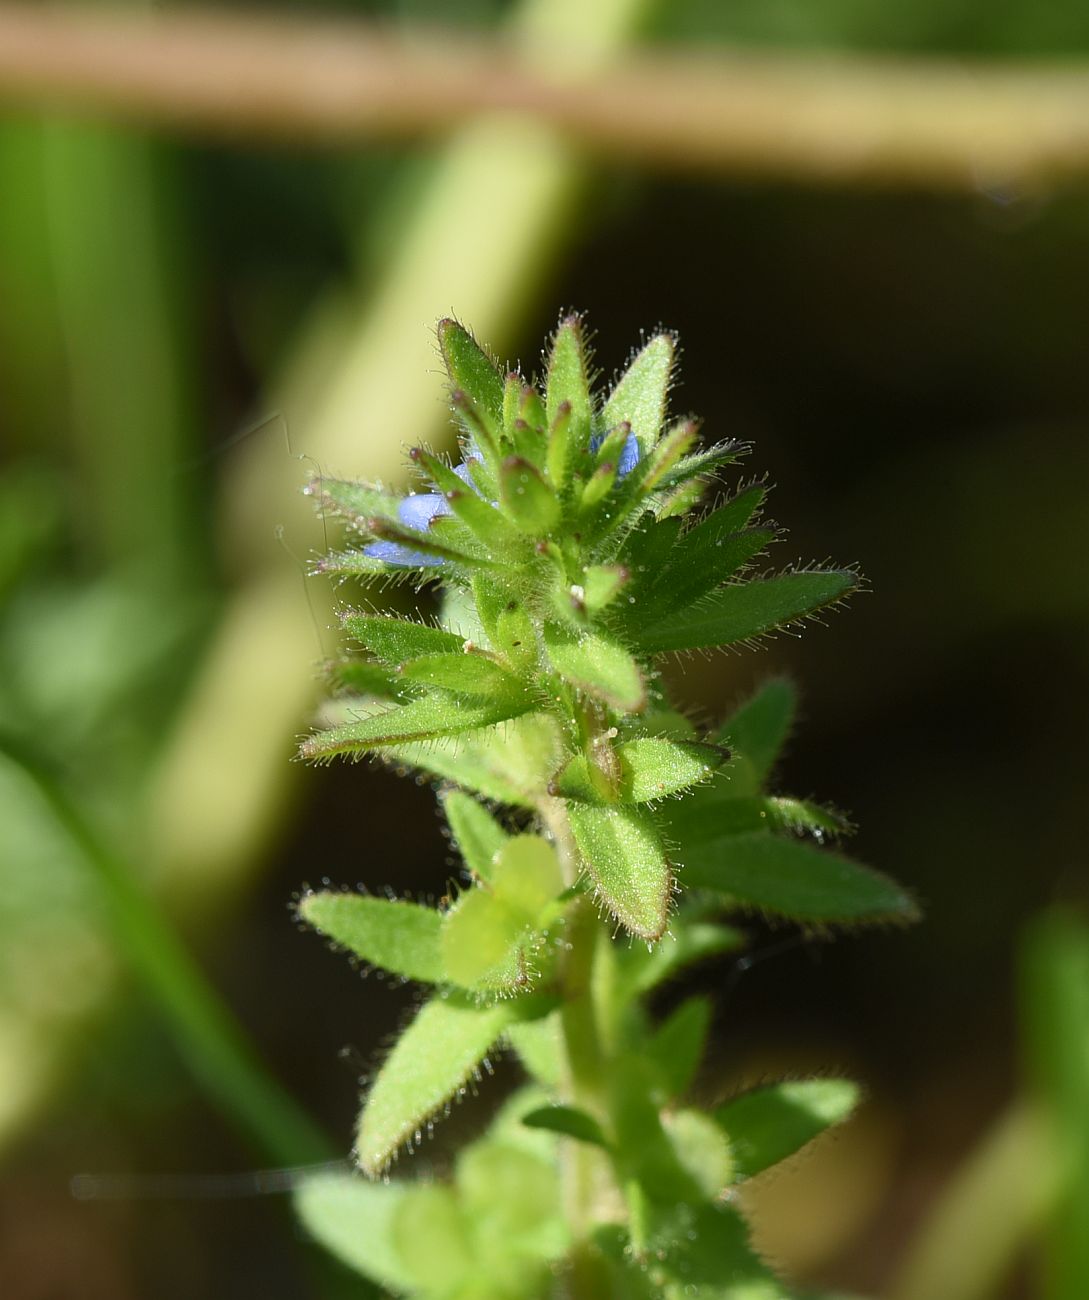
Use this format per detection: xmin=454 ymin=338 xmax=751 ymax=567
xmin=356 ymin=993 xmax=515 ymax=1174
xmin=718 ymin=678 xmax=796 ymax=793
xmin=298 ymin=891 xmax=444 ymax=983
xmin=300 ymin=692 xmax=534 ymax=760
xmin=544 ymin=624 xmax=646 ymax=714
xmin=295 ymin=1173 xmax=413 ymax=1291
xmin=443 ymin=790 xmax=508 ymax=882
xmin=456 ymin=1140 xmax=568 ymax=1268
xmin=399 ymin=651 xmax=520 ymax=698
xmin=499 ymin=456 xmax=561 ymax=534
xmin=438 ymin=318 xmax=504 ymax=435
xmin=324 ymin=657 xmax=402 ymax=700
xmin=441 ymin=887 xmax=529 ymax=988
xmin=617 ymin=737 xmax=724 ymax=803
xmin=545 ymin=314 xmax=592 ymax=485
xmin=661 ymin=1108 xmax=735 ymax=1200
xmin=389 ymin=713 xmax=563 ymax=807
xmin=647 ymin=1200 xmax=786 ymax=1297
xmin=713 ymin=1078 xmax=861 ymax=1179
xmin=492 ymin=834 xmax=565 ymax=921
xmin=412 ymin=446 xmax=514 ymax=546
xmin=665 ymin=794 xmax=850 ymax=844
xmin=638 ymin=418 xmax=699 ymax=494
xmin=304 ymin=476 xmax=400 ymax=532
xmin=568 ymin=803 xmax=672 ymax=940
xmin=681 ymin=831 xmax=919 ymax=925
xmin=641 ymin=527 xmax=775 ymax=622
xmin=506 ymin=1014 xmax=564 ymax=1090
xmin=604 ymin=332 xmax=675 ymax=455
xmin=653 ymin=439 xmax=745 ymax=492
xmin=313 ymin=548 xmax=426 ymax=580
xmin=552 ymin=753 xmax=601 ymax=803
xmin=494 ymin=602 xmax=538 ymax=672
xmin=647 ymin=996 xmax=711 ymax=1099
xmin=368 ymin=514 xmax=491 ymax=567
xmin=701 ymin=482 xmax=767 ymax=536
xmin=521 ymin=1104 xmax=609 ymax=1148
xmin=392 ymin=1184 xmax=474 ymax=1289
xmin=580 ymin=564 xmax=629 ymax=615
xmin=341 ymin=612 xmax=464 ymax=664
xmin=635 ymin=570 xmax=860 ymax=653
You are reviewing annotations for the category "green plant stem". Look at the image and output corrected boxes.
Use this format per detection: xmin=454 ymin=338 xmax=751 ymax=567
xmin=542 ymin=796 xmax=614 ymax=1298
xmin=0 ymin=734 xmax=331 ymax=1168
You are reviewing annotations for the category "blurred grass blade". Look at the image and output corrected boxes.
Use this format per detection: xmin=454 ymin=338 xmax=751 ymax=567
xmin=0 ymin=733 xmax=329 ymax=1165
xmin=1021 ymin=909 xmax=1089 ymax=1300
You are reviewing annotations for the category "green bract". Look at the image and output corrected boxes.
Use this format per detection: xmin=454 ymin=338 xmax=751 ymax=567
xmin=294 ymin=315 xmax=915 ymax=1299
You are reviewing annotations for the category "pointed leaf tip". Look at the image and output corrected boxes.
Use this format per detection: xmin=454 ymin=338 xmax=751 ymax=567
xmin=356 ymin=995 xmax=515 ymax=1175
xmin=604 ymin=332 xmax=676 ymax=455
xmin=713 ymin=1077 xmax=861 ymax=1179
xmin=299 ymin=891 xmax=444 ymax=983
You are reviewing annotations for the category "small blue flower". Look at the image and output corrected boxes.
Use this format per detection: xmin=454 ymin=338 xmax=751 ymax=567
xmin=364 ymin=460 xmax=478 ymax=568
xmin=590 ymin=430 xmax=641 ymax=479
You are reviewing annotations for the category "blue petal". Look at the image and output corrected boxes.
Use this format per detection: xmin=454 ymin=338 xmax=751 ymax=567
xmin=590 ymin=430 xmax=642 ymax=481
xmin=398 ymin=492 xmax=450 ymax=531
xmin=363 ymin=540 xmax=443 ymax=569
xmin=616 ymin=432 xmax=641 ymax=479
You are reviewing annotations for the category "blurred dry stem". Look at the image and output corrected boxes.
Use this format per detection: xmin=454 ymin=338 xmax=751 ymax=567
xmin=4 ymin=6 xmax=1089 ymax=189
xmin=889 ymin=1101 xmax=1055 ymax=1300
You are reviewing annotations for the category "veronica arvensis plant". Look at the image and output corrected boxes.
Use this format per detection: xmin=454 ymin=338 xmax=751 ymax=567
xmin=293 ymin=315 xmax=917 ymax=1299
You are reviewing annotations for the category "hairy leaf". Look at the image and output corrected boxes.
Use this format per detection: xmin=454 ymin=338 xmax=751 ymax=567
xmin=713 ymin=1078 xmax=861 ymax=1180
xmin=389 ymin=713 xmax=563 ymax=807
xmin=305 ymin=477 xmax=400 ymax=532
xmin=443 ymin=790 xmax=508 ymax=881
xmin=438 ymin=319 xmax=504 ymax=435
xmin=298 ymin=892 xmax=443 ymax=983
xmin=492 ymin=835 xmax=565 ymax=922
xmin=545 ymin=315 xmax=592 ymax=485
xmin=399 ymin=651 xmax=520 ymax=698
xmin=604 ymin=333 xmax=674 ymax=455
xmin=356 ymin=994 xmax=515 ymax=1174
xmin=647 ymin=996 xmax=711 ymax=1099
xmin=717 ymin=677 xmax=796 ymax=791
xmin=441 ymin=888 xmax=528 ymax=988
xmin=521 ymin=1104 xmax=609 ymax=1148
xmin=641 ymin=527 xmax=775 ymax=622
xmin=295 ymin=1174 xmax=412 ymax=1291
xmin=301 ymin=692 xmax=534 ymax=760
xmin=617 ymin=737 xmax=724 ymax=803
xmin=500 ymin=456 xmax=561 ymax=534
xmin=340 ymin=613 xmax=464 ymax=665
xmin=636 ymin=570 xmax=860 ymax=653
xmin=681 ymin=831 xmax=918 ymax=925
xmin=568 ymin=803 xmax=672 ymax=939
xmin=544 ymin=624 xmax=646 ymax=714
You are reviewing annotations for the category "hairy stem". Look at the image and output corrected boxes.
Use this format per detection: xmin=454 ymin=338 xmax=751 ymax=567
xmin=541 ymin=796 xmax=614 ymax=1296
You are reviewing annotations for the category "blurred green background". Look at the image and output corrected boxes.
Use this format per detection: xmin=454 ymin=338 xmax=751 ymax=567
xmin=2 ymin=1 xmax=1088 ymax=1297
